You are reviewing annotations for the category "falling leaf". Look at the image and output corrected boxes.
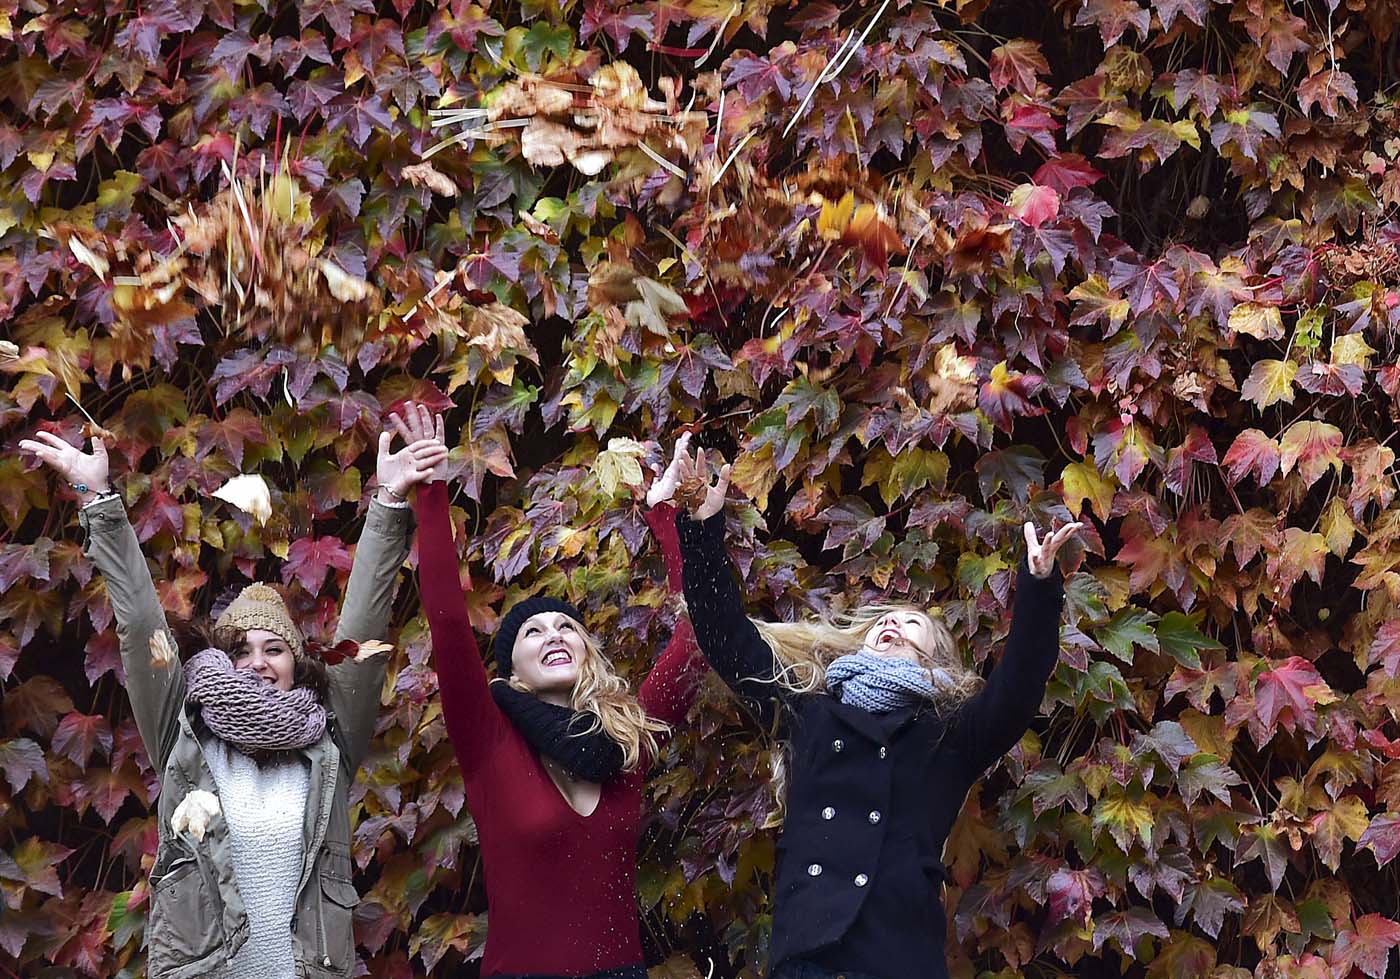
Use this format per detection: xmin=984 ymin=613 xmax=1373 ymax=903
xmin=148 ymin=630 xmax=179 ymax=669
xmin=595 ymin=437 xmax=647 ymax=497
xmin=170 ymin=789 xmax=221 ymax=842
xmin=212 ymin=473 xmax=273 ymax=525
xmin=400 ymin=162 xmax=459 ymax=196
xmin=352 ymin=639 xmax=393 ymax=662
xmin=318 ymin=258 xmax=374 ymax=302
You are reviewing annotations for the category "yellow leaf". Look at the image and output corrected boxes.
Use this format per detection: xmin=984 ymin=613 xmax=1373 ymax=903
xmin=1240 ymin=359 xmax=1297 ymax=409
xmin=594 ymin=437 xmax=647 ymax=497
xmin=318 ymin=259 xmax=374 ymax=302
xmin=1321 ymin=496 xmax=1356 ymax=557
xmin=1332 ymin=332 xmax=1377 ymax=368
xmin=1228 ymin=303 xmax=1284 ymax=340
xmin=730 ymin=443 xmax=779 ymax=510
xmin=817 ymin=191 xmax=855 ymax=240
xmin=1061 ymin=458 xmax=1117 ymax=521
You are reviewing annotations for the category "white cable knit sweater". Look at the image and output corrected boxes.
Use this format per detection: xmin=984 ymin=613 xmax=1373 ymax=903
xmin=201 ymin=735 xmax=310 ymax=979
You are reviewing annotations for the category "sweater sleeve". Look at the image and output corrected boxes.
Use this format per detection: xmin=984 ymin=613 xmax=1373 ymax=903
xmin=636 ymin=503 xmax=705 ymax=751
xmin=676 ymin=510 xmax=783 ymax=727
xmin=952 ymin=562 xmax=1065 ymax=780
xmin=411 ymin=480 xmax=504 ymax=776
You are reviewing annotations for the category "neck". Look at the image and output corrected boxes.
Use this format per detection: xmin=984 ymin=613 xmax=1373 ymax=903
xmin=538 ymin=689 xmax=572 ymax=708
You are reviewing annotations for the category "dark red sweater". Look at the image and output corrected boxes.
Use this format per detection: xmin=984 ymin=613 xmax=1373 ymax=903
xmin=413 ymin=481 xmax=701 ymax=977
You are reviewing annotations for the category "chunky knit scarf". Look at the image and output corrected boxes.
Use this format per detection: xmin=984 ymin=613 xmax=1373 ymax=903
xmin=184 ymin=648 xmax=327 ymax=754
xmin=490 ymin=681 xmax=625 ymax=783
xmin=824 ymin=651 xmax=954 ymax=713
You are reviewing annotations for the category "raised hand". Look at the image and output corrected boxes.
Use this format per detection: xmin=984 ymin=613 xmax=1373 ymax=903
xmin=645 ymin=432 xmax=692 ymax=508
xmin=18 ymin=431 xmax=111 ymax=505
xmin=379 ymin=403 xmax=449 ymax=503
xmin=677 ymin=445 xmax=732 ymax=522
xmin=1024 ymin=520 xmax=1083 ymax=579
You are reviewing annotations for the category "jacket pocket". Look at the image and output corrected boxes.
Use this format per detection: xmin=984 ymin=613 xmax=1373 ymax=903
xmin=316 ymin=873 xmax=359 ymax=974
xmin=148 ymin=852 xmax=221 ymax=977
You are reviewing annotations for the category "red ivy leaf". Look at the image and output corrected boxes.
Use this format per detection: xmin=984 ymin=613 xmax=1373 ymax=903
xmin=51 ymin=712 xmax=114 ymax=769
xmin=283 ymin=536 xmax=354 ymax=595
xmin=1221 ymin=429 xmax=1281 ymax=486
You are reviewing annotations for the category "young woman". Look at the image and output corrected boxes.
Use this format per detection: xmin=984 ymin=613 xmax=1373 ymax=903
xmin=404 ymin=408 xmax=704 ymax=979
xmin=18 ymin=407 xmax=446 ymax=979
xmin=671 ymin=448 xmax=1081 ymax=979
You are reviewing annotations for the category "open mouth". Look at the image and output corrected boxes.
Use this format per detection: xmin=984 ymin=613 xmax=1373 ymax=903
xmin=542 ymin=648 xmax=573 ymax=668
xmin=877 ymin=629 xmax=901 ymax=646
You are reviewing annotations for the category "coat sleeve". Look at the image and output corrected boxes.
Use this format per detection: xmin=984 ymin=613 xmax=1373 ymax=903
xmin=411 ymin=480 xmax=505 ymax=776
xmin=951 ymin=563 xmax=1065 ymax=780
xmin=636 ymin=503 xmax=705 ymax=750
xmin=675 ymin=510 xmax=783 ymax=727
xmin=78 ymin=496 xmax=185 ymax=770
xmin=326 ymin=499 xmax=413 ymax=773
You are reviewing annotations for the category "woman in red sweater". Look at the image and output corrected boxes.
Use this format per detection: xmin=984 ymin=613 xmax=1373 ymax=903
xmin=401 ymin=407 xmax=703 ymax=979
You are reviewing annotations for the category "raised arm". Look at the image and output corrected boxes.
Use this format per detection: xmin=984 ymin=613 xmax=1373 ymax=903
xmin=953 ymin=522 xmax=1078 ymax=779
xmin=412 ymin=478 xmax=505 ymax=775
xmin=325 ymin=409 xmax=446 ymax=773
xmin=21 ymin=433 xmax=185 ymax=769
xmin=636 ymin=501 xmax=703 ymax=744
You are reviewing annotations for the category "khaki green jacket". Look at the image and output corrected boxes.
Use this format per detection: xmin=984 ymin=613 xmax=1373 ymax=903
xmin=79 ymin=496 xmax=411 ymax=979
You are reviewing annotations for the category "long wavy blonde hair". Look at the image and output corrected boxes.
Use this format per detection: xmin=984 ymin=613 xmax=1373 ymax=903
xmin=508 ymin=620 xmax=667 ymax=772
xmin=752 ymin=602 xmax=985 ymax=825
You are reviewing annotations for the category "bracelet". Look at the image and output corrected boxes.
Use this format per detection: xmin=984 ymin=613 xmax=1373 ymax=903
xmin=71 ymin=482 xmax=112 ymax=496
xmin=381 ymin=485 xmax=406 ymax=501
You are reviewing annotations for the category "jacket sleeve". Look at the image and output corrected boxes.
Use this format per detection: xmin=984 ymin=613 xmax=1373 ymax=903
xmin=636 ymin=503 xmax=705 ymax=752
xmin=952 ymin=563 xmax=1065 ymax=780
xmin=411 ymin=480 xmax=505 ymax=776
xmin=78 ymin=495 xmax=185 ymax=770
xmin=675 ymin=510 xmax=783 ymax=727
xmin=326 ymin=499 xmax=413 ymax=773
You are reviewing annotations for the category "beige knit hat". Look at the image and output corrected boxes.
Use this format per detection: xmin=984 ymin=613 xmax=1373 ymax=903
xmin=214 ymin=583 xmax=305 ymax=659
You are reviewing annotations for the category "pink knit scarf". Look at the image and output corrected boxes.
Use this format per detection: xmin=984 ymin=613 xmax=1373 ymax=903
xmin=184 ymin=648 xmax=327 ymax=754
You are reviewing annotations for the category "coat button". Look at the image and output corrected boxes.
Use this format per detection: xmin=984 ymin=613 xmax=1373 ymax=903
xmin=808 ymin=863 xmax=823 ymax=876
xmin=854 ymin=873 xmax=869 ymax=887
xmin=878 ymin=746 xmax=887 ymax=758
xmin=868 ymin=810 xmax=881 ymax=824
xmin=822 ymin=807 xmax=836 ymax=820
xmin=832 ymin=739 xmax=844 ymax=752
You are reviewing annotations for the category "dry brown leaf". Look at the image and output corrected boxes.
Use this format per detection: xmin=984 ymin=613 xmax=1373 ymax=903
xmin=401 ymin=162 xmax=459 ymax=197
xmin=464 ymin=302 xmax=537 ymax=362
xmin=353 ymin=640 xmax=393 ymax=662
xmin=150 ymin=630 xmax=179 ymax=669
xmin=318 ymin=259 xmax=374 ymax=302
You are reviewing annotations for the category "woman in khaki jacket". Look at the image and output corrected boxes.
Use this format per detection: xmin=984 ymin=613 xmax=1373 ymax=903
xmin=19 ymin=405 xmax=446 ymax=979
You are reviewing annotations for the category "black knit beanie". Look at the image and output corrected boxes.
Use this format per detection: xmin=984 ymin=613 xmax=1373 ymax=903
xmin=493 ymin=596 xmax=584 ymax=677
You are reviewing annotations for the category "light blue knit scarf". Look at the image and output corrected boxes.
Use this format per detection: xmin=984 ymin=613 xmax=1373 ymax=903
xmin=824 ymin=651 xmax=954 ymax=713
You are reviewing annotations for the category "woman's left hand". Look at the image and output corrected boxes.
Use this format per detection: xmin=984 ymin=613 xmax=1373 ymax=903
xmin=1024 ymin=521 xmax=1083 ymax=578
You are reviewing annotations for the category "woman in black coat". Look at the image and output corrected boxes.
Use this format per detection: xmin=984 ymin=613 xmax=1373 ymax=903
xmin=672 ymin=448 xmax=1081 ymax=979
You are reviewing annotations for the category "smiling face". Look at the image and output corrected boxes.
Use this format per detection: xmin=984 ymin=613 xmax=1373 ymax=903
xmin=232 ymin=628 xmax=297 ymax=691
xmin=860 ymin=610 xmax=937 ymax=665
xmin=510 ymin=611 xmax=586 ymax=704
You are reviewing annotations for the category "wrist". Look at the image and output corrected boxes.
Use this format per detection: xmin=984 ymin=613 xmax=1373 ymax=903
xmin=376 ymin=484 xmax=407 ymax=505
xmin=73 ymin=482 xmax=112 ymax=506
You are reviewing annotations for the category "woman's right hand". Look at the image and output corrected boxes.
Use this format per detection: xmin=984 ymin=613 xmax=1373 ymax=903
xmin=18 ymin=431 xmax=111 ymax=505
xmin=677 ymin=443 xmax=732 ymax=521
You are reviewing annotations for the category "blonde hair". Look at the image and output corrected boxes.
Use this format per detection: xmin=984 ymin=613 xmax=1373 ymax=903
xmin=510 ymin=621 xmax=667 ymax=772
xmin=752 ymin=602 xmax=984 ymax=826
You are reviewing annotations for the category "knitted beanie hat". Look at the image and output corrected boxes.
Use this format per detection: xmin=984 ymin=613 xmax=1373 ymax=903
xmin=214 ymin=583 xmax=306 ymax=660
xmin=493 ymin=596 xmax=584 ymax=678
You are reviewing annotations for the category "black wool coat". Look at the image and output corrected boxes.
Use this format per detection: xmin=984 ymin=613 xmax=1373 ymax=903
xmin=676 ymin=512 xmax=1065 ymax=979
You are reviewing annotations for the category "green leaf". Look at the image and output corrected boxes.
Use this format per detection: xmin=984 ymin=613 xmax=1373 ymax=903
xmin=1095 ymin=606 xmax=1160 ymax=663
xmin=1156 ymin=611 xmax=1224 ymax=669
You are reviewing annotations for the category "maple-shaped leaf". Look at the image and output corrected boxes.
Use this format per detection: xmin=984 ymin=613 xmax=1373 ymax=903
xmin=580 ymin=0 xmax=651 ymax=49
xmin=1208 ymin=105 xmax=1281 ymax=162
xmin=1309 ymin=794 xmax=1369 ymax=872
xmin=1073 ymin=0 xmax=1150 ymax=47
xmin=1130 ymin=719 xmax=1198 ymax=774
xmin=1095 ymin=605 xmax=1159 ymax=663
xmin=978 ymin=362 xmax=1044 ymax=431
xmin=1045 ymin=865 xmax=1105 ymax=926
xmin=989 ymin=39 xmax=1049 ymax=93
xmin=1227 ymin=302 xmax=1285 ymax=340
xmin=1238 ymin=2 xmax=1311 ymax=73
xmin=1033 ymin=154 xmax=1104 ymax=193
xmin=77 ymin=763 xmax=148 ymax=823
xmin=0 ymin=539 xmax=53 ymax=592
xmin=1240 ymin=359 xmax=1297 ymax=409
xmin=1171 ymin=69 xmax=1229 ymax=117
xmin=1178 ymin=876 xmax=1245 ymax=938
xmin=300 ymin=0 xmax=375 ymax=39
xmin=1154 ymin=0 xmax=1211 ymax=30
xmin=1060 ymin=459 xmax=1117 ymax=521
xmin=282 ymin=537 xmax=353 ymax=595
xmin=1330 ymin=913 xmax=1400 ymax=979
xmin=974 ymin=445 xmax=1046 ymax=503
xmin=3 ymin=675 xmax=74 ymax=737
xmin=50 ymin=712 xmax=114 ymax=769
xmin=1163 ymin=425 xmax=1218 ymax=496
xmin=1295 ymin=360 xmax=1365 ymax=398
xmin=0 ymin=737 xmax=48 ymax=792
xmin=816 ymin=498 xmax=887 ymax=553
xmin=1252 ymin=656 xmax=1331 ymax=743
xmin=1157 ymin=611 xmax=1224 ymax=669
xmin=1221 ymin=429 xmax=1281 ymax=486
xmin=8 ymin=837 xmax=73 ymax=898
xmin=1368 ymin=620 xmax=1400 ymax=676
xmin=1006 ymin=183 xmax=1060 ymax=228
xmin=1177 ymin=753 xmax=1242 ymax=807
xmin=1278 ymin=420 xmax=1343 ymax=488
xmin=1359 ymin=812 xmax=1400 ymax=868
xmin=1092 ymin=906 xmax=1170 ymax=954
xmin=1297 ymin=68 xmax=1359 ymax=118
xmin=195 ymin=408 xmax=268 ymax=470
xmin=1091 ymin=790 xmax=1154 ymax=851
xmin=1058 ymin=75 xmax=1124 ymax=138
xmin=1236 ymin=823 xmax=1290 ymax=891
